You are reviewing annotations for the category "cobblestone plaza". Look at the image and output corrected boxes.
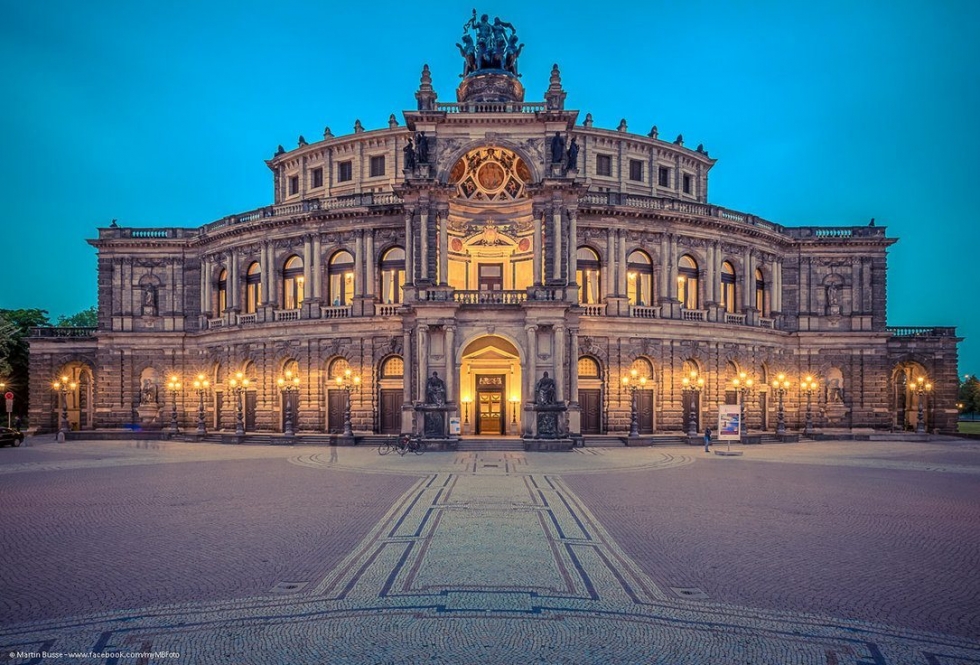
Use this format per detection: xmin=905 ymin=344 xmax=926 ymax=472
xmin=1 ymin=437 xmax=978 ymax=664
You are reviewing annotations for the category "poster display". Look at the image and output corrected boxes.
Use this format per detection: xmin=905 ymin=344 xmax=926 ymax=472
xmin=718 ymin=405 xmax=741 ymax=441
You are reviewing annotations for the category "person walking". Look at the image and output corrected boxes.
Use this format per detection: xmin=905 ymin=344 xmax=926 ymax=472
xmin=704 ymin=426 xmax=712 ymax=452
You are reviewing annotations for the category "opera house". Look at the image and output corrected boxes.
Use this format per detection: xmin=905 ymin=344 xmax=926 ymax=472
xmin=29 ymin=14 xmax=960 ymax=445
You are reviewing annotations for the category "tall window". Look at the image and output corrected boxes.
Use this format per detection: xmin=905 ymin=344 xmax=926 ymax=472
xmin=755 ymin=268 xmax=766 ymax=314
xmin=576 ymin=247 xmax=601 ymax=305
xmin=720 ymin=261 xmax=737 ymax=313
xmin=245 ymin=262 xmax=261 ymax=314
xmin=311 ymin=167 xmax=323 ymax=189
xmin=629 ymin=159 xmax=644 ymax=182
xmin=369 ymin=155 xmax=385 ymax=177
xmin=678 ymin=255 xmax=699 ymax=309
xmin=380 ymin=247 xmax=405 ymax=304
xmin=596 ymin=154 xmax=612 ymax=177
xmin=282 ymin=255 xmax=305 ymax=310
xmin=658 ymin=166 xmax=670 ymax=187
xmin=682 ymin=174 xmax=692 ymax=194
xmin=337 ymin=161 xmax=353 ymax=183
xmin=216 ymin=269 xmax=227 ymax=315
xmin=288 ymin=176 xmax=299 ymax=195
xmin=626 ymin=250 xmax=653 ymax=307
xmin=328 ymin=251 xmax=355 ymax=306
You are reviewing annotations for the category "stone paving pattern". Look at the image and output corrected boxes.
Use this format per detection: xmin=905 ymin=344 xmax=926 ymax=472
xmin=0 ymin=437 xmax=977 ymax=664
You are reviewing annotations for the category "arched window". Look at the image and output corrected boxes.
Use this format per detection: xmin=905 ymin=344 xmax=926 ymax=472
xmin=245 ymin=262 xmax=261 ymax=314
xmin=329 ymin=357 xmax=351 ymax=379
xmin=381 ymin=356 xmax=404 ymax=378
xmin=678 ymin=255 xmax=699 ymax=309
xmin=578 ymin=356 xmax=600 ymax=379
xmin=630 ymin=357 xmax=654 ymax=380
xmin=380 ymin=247 xmax=405 ymax=305
xmin=216 ymin=269 xmax=227 ymax=315
xmin=720 ymin=261 xmax=736 ymax=313
xmin=576 ymin=247 xmax=601 ymax=304
xmin=282 ymin=256 xmax=304 ymax=310
xmin=328 ymin=251 xmax=355 ymax=306
xmin=755 ymin=268 xmax=766 ymax=315
xmin=626 ymin=250 xmax=653 ymax=307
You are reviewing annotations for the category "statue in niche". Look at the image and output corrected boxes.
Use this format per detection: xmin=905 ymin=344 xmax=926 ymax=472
xmin=566 ymin=137 xmax=579 ymax=170
xmin=827 ymin=283 xmax=840 ymax=306
xmin=140 ymin=379 xmax=158 ymax=405
xmin=415 ymin=132 xmax=429 ymax=164
xmin=141 ymin=284 xmax=157 ymax=317
xmin=535 ymin=371 xmax=557 ymax=405
xmin=425 ymin=371 xmax=446 ymax=405
xmin=550 ymin=132 xmax=565 ymax=164
xmin=403 ymin=138 xmax=416 ymax=171
xmin=829 ymin=378 xmax=843 ymax=403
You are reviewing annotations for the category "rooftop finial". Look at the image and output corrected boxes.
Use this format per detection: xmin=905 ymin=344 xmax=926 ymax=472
xmin=416 ymin=63 xmax=438 ymax=110
xmin=458 ymin=11 xmax=521 ymax=76
xmin=545 ymin=63 xmax=566 ymax=111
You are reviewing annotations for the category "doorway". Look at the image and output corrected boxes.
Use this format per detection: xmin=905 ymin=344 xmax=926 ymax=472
xmin=327 ymin=389 xmax=346 ymax=433
xmin=580 ymin=389 xmax=601 ymax=434
xmin=476 ymin=374 xmax=505 ymax=435
xmin=379 ymin=389 xmax=401 ymax=434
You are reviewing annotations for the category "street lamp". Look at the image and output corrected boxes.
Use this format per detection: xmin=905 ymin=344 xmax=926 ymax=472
xmin=913 ymin=375 xmax=933 ymax=434
xmin=228 ymin=371 xmax=250 ymax=436
xmin=461 ymin=395 xmax=472 ymax=425
xmin=277 ymin=370 xmax=301 ymax=437
xmin=771 ymin=373 xmax=791 ymax=435
xmin=0 ymin=380 xmax=8 ymax=428
xmin=52 ymin=374 xmax=76 ymax=439
xmin=801 ymin=375 xmax=819 ymax=436
xmin=192 ymin=374 xmax=210 ymax=435
xmin=335 ymin=368 xmax=361 ymax=437
xmin=731 ymin=371 xmax=754 ymax=442
xmin=510 ymin=395 xmax=520 ymax=425
xmin=166 ymin=375 xmax=181 ymax=434
xmin=622 ymin=368 xmax=647 ymax=437
xmin=681 ymin=370 xmax=705 ymax=437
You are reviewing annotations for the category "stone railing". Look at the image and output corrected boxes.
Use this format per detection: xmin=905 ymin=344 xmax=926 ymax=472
xmin=630 ymin=305 xmax=661 ymax=319
xmin=886 ymin=326 xmax=957 ymax=337
xmin=320 ymin=305 xmax=352 ymax=319
xmin=273 ymin=309 xmax=300 ymax=322
xmin=376 ymin=304 xmax=401 ymax=317
xmin=785 ymin=226 xmax=886 ymax=240
xmin=237 ymin=313 xmax=257 ymax=325
xmin=681 ymin=309 xmax=707 ymax=322
xmin=207 ymin=317 xmax=225 ymax=329
xmin=758 ymin=317 xmax=776 ymax=329
xmin=97 ymin=227 xmax=198 ymax=240
xmin=453 ymin=290 xmax=527 ymax=305
xmin=30 ymin=326 xmax=97 ymax=338
xmin=199 ymin=193 xmax=405 ymax=235
xmin=724 ymin=312 xmax=746 ymax=325
xmin=436 ymin=101 xmax=546 ymax=114
xmin=580 ymin=304 xmax=605 ymax=317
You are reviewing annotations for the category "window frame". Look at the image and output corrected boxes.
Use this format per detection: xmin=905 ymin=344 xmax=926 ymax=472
xmin=369 ymin=155 xmax=386 ymax=178
xmin=628 ymin=159 xmax=644 ymax=182
xmin=337 ymin=160 xmax=353 ymax=183
xmin=596 ymin=154 xmax=613 ymax=177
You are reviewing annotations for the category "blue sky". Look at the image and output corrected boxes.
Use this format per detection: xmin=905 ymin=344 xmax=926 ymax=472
xmin=2 ymin=0 xmax=977 ymax=377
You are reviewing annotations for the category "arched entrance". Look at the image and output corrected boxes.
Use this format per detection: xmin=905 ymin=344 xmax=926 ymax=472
xmin=459 ymin=335 xmax=522 ymax=436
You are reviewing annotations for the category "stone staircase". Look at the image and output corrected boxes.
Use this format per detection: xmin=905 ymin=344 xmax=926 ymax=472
xmin=456 ymin=437 xmax=525 ymax=452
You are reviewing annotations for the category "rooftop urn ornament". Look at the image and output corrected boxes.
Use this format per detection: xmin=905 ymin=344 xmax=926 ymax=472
xmin=617 ymin=119 xmax=628 ymax=132
xmin=353 ymin=119 xmax=364 ymax=133
xmin=322 ymin=126 xmax=333 ymax=139
xmin=388 ymin=113 xmax=399 ymax=128
xmin=583 ymin=113 xmax=593 ymax=128
xmin=544 ymin=63 xmax=566 ymax=110
xmin=648 ymin=125 xmax=658 ymax=139
xmin=415 ymin=64 xmax=438 ymax=110
xmin=297 ymin=135 xmax=307 ymax=147
xmin=674 ymin=134 xmax=684 ymax=145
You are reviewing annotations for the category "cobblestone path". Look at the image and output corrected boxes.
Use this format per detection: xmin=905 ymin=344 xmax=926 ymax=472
xmin=0 ymin=439 xmax=978 ymax=664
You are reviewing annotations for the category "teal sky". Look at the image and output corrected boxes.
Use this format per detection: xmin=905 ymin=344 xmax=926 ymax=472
xmin=2 ymin=0 xmax=977 ymax=377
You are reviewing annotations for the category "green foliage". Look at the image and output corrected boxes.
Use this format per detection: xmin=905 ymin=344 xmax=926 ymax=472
xmin=0 ymin=308 xmax=51 ymax=414
xmin=959 ymin=375 xmax=980 ymax=417
xmin=56 ymin=306 xmax=98 ymax=328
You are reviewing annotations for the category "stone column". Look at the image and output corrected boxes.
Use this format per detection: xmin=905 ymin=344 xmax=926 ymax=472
xmin=604 ymin=228 xmax=615 ymax=301
xmin=260 ymin=243 xmax=271 ymax=306
xmin=228 ymin=250 xmax=239 ymax=310
xmin=303 ymin=236 xmax=313 ymax=300
xmin=403 ymin=329 xmax=413 ymax=404
xmin=418 ymin=324 xmax=429 ymax=400
xmin=669 ymin=235 xmax=678 ymax=300
xmin=743 ymin=248 xmax=753 ymax=309
xmin=659 ymin=235 xmax=669 ymax=302
xmin=618 ymin=229 xmax=627 ymax=296
xmin=567 ymin=209 xmax=578 ymax=279
xmin=445 ymin=325 xmax=456 ymax=403
xmin=524 ymin=325 xmax=538 ymax=436
xmin=554 ymin=324 xmax=565 ymax=403
xmin=404 ymin=210 xmax=415 ymax=285
xmin=355 ymin=230 xmax=365 ymax=297
xmin=312 ymin=235 xmax=323 ymax=300
xmin=533 ymin=209 xmax=543 ymax=285
xmin=772 ymin=258 xmax=780 ymax=313
xmin=708 ymin=241 xmax=719 ymax=304
xmin=365 ymin=231 xmax=375 ymax=300
xmin=438 ymin=212 xmax=448 ymax=285
xmin=568 ymin=328 xmax=579 ymax=404
xmin=420 ymin=207 xmax=429 ymax=281
xmin=200 ymin=256 xmax=209 ymax=316
xmin=552 ymin=203 xmax=563 ymax=282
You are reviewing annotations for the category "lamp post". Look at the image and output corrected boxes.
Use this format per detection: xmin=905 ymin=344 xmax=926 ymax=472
xmin=166 ymin=375 xmax=181 ymax=434
xmin=193 ymin=374 xmax=210 ymax=436
xmin=0 ymin=380 xmax=8 ymax=428
xmin=681 ymin=370 xmax=705 ymax=437
xmin=771 ymin=373 xmax=791 ymax=435
xmin=801 ymin=375 xmax=818 ymax=436
xmin=277 ymin=370 xmax=301 ymax=437
xmin=913 ymin=375 xmax=933 ymax=434
xmin=461 ymin=396 xmax=472 ymax=426
xmin=731 ymin=371 xmax=754 ymax=442
xmin=335 ymin=368 xmax=361 ymax=438
xmin=510 ymin=395 xmax=520 ymax=425
xmin=622 ymin=368 xmax=647 ymax=437
xmin=228 ymin=371 xmax=250 ymax=436
xmin=52 ymin=374 xmax=76 ymax=440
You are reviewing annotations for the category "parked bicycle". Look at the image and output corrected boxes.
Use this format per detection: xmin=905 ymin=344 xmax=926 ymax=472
xmin=377 ymin=435 xmax=426 ymax=456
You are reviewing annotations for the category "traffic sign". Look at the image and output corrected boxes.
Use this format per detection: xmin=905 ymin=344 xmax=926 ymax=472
xmin=3 ymin=392 xmax=11 ymax=400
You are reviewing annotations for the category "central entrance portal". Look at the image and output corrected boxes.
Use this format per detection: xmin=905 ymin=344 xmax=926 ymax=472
xmin=476 ymin=374 xmax=505 ymax=435
xmin=459 ymin=335 xmax=523 ymax=437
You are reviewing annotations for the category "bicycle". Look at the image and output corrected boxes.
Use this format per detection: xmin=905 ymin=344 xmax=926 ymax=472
xmin=397 ymin=434 xmax=425 ymax=456
xmin=377 ymin=438 xmax=399 ymax=455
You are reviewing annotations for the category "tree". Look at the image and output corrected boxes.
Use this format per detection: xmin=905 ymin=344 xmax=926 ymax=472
xmin=0 ymin=308 xmax=51 ymax=418
xmin=56 ymin=306 xmax=98 ymax=328
xmin=959 ymin=375 xmax=980 ymax=419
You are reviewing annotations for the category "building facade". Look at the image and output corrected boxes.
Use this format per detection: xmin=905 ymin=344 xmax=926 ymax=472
xmin=29 ymin=19 xmax=961 ymax=440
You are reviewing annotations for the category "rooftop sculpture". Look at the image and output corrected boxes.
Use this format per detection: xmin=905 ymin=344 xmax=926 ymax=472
xmin=457 ymin=10 xmax=523 ymax=77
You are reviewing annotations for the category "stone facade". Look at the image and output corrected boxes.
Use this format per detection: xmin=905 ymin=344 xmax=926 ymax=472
xmin=28 ymin=31 xmax=960 ymax=437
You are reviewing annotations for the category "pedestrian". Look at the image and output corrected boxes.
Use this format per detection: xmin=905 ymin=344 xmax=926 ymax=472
xmin=14 ymin=415 xmax=22 ymax=431
xmin=704 ymin=426 xmax=712 ymax=452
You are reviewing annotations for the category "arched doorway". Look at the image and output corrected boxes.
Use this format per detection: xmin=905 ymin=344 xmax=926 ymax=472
xmin=459 ymin=335 xmax=522 ymax=436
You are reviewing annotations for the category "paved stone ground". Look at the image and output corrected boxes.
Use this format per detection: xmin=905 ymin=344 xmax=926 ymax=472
xmin=0 ymin=436 xmax=978 ymax=664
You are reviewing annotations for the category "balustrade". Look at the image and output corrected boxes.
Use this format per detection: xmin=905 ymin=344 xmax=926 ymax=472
xmin=320 ymin=305 xmax=352 ymax=319
xmin=886 ymin=326 xmax=956 ymax=337
xmin=452 ymin=290 xmax=527 ymax=305
xmin=237 ymin=313 xmax=257 ymax=325
xmin=724 ymin=312 xmax=746 ymax=325
xmin=273 ymin=309 xmax=300 ymax=322
xmin=630 ymin=305 xmax=661 ymax=319
xmin=758 ymin=317 xmax=775 ymax=329
xmin=681 ymin=309 xmax=707 ymax=322
xmin=207 ymin=317 xmax=225 ymax=329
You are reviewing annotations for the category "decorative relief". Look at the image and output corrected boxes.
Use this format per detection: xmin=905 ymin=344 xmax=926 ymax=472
xmin=517 ymin=138 xmax=544 ymax=166
xmin=450 ymin=146 xmax=530 ymax=201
